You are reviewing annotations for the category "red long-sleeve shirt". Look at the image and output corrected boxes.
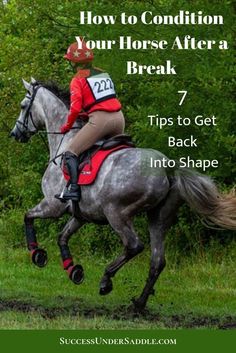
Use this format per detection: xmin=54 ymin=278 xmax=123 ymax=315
xmin=65 ymin=69 xmax=122 ymax=129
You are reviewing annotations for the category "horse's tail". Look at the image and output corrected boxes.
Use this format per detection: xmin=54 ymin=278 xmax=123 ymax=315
xmin=174 ymin=168 xmax=236 ymax=230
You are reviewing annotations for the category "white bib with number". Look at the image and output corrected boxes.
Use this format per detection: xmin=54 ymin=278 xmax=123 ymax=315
xmin=86 ymin=73 xmax=116 ymax=101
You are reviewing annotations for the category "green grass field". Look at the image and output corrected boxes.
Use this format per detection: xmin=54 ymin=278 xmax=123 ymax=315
xmin=0 ymin=233 xmax=235 ymax=329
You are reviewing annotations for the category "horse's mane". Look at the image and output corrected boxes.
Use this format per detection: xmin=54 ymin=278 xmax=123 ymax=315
xmin=37 ymin=81 xmax=70 ymax=108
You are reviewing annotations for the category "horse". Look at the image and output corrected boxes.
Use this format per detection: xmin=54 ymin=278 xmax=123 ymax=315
xmin=10 ymin=77 xmax=236 ymax=311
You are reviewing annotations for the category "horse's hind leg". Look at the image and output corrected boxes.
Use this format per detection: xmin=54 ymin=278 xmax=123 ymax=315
xmin=57 ymin=216 xmax=85 ymax=285
xmin=133 ymin=186 xmax=183 ymax=311
xmin=99 ymin=210 xmax=144 ymax=295
xmin=24 ymin=198 xmax=67 ymax=267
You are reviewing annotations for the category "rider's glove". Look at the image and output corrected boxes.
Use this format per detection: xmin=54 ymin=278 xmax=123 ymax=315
xmin=60 ymin=123 xmax=71 ymax=134
xmin=78 ymin=112 xmax=89 ymax=120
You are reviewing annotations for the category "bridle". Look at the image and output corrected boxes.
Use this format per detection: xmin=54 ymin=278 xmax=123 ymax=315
xmin=15 ymin=83 xmax=42 ymax=140
xmin=15 ymin=83 xmax=66 ymax=162
xmin=14 ymin=82 xmax=81 ymax=165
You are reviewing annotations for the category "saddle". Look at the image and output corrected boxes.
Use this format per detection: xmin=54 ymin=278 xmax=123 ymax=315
xmin=78 ymin=134 xmax=135 ymax=166
xmin=63 ymin=134 xmax=135 ymax=185
xmin=93 ymin=134 xmax=134 ymax=149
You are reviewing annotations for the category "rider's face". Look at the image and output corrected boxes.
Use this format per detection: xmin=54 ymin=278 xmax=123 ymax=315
xmin=69 ymin=62 xmax=86 ymax=72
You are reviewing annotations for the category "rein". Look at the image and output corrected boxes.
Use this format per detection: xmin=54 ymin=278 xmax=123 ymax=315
xmin=38 ymin=127 xmax=79 ymax=165
xmin=15 ymin=83 xmax=80 ymax=165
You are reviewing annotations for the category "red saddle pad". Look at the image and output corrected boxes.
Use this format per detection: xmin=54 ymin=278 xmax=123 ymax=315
xmin=63 ymin=145 xmax=133 ymax=185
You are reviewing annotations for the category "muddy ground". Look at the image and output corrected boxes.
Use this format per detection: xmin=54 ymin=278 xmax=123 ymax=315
xmin=0 ymin=299 xmax=235 ymax=329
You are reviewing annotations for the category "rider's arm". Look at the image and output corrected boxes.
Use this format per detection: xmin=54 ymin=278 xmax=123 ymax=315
xmin=63 ymin=78 xmax=83 ymax=129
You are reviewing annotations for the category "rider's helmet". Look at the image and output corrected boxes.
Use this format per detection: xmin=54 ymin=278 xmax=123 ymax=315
xmin=64 ymin=40 xmax=94 ymax=63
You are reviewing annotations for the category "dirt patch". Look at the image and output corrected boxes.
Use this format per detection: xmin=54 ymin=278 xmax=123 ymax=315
xmin=219 ymin=322 xmax=236 ymax=329
xmin=0 ymin=298 xmax=235 ymax=329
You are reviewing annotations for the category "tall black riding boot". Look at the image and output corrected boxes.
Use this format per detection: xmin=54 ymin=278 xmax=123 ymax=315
xmin=62 ymin=151 xmax=81 ymax=201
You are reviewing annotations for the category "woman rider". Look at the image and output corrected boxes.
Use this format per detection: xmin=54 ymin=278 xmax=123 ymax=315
xmin=60 ymin=39 xmax=125 ymax=201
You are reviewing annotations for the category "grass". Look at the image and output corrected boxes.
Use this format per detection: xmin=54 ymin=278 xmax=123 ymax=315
xmin=0 ymin=233 xmax=235 ymax=329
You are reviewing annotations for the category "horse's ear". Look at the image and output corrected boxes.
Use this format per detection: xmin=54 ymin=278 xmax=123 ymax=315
xmin=22 ymin=78 xmax=31 ymax=92
xmin=31 ymin=77 xmax=37 ymax=84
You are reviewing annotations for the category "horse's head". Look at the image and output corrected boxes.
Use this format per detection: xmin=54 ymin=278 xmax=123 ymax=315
xmin=10 ymin=77 xmax=44 ymax=143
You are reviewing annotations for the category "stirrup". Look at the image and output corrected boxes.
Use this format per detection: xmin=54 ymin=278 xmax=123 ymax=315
xmin=55 ymin=194 xmax=67 ymax=203
xmin=60 ymin=193 xmax=80 ymax=202
xmin=55 ymin=185 xmax=68 ymax=203
xmin=60 ymin=184 xmax=81 ymax=202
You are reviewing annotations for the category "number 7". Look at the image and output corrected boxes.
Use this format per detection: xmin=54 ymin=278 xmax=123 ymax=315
xmin=178 ymin=91 xmax=187 ymax=105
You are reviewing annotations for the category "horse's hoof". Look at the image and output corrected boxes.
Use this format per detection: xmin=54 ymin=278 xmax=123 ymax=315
xmin=131 ymin=297 xmax=146 ymax=312
xmin=99 ymin=278 xmax=113 ymax=295
xmin=68 ymin=264 xmax=84 ymax=285
xmin=31 ymin=248 xmax=48 ymax=268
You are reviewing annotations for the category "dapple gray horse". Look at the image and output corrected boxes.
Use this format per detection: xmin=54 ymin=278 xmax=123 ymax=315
xmin=10 ymin=78 xmax=236 ymax=310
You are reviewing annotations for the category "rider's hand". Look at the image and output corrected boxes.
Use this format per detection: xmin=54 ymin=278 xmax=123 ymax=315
xmin=78 ymin=112 xmax=89 ymax=120
xmin=60 ymin=124 xmax=70 ymax=134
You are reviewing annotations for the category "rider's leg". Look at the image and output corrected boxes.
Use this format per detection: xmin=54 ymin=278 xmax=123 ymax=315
xmin=60 ymin=111 xmax=125 ymax=201
xmin=67 ymin=110 xmax=125 ymax=156
xmin=61 ymin=151 xmax=81 ymax=201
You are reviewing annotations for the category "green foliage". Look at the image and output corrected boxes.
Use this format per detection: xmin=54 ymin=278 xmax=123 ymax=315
xmin=0 ymin=0 xmax=235 ymax=255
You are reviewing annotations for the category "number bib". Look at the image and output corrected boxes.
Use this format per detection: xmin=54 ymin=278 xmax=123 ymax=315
xmin=86 ymin=73 xmax=116 ymax=101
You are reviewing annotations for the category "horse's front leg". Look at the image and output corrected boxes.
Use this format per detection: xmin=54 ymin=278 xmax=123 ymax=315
xmin=24 ymin=198 xmax=67 ymax=267
xmin=57 ymin=216 xmax=85 ymax=285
